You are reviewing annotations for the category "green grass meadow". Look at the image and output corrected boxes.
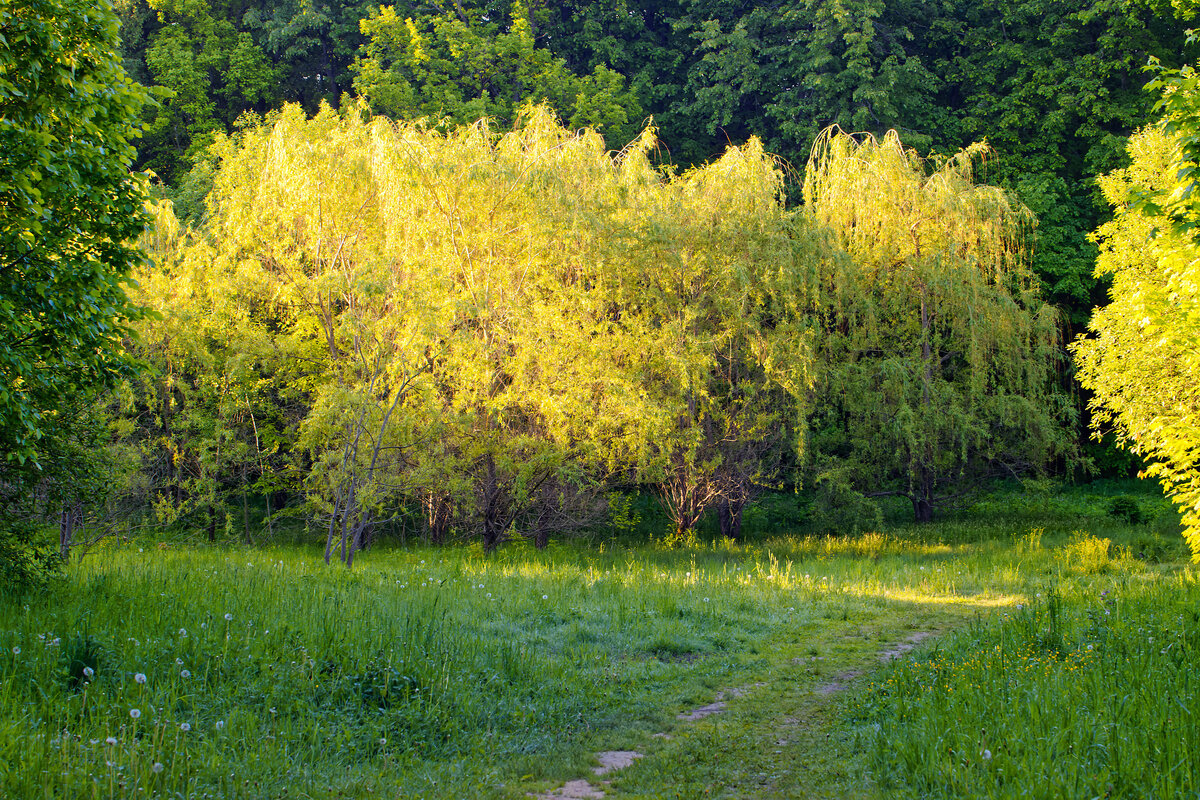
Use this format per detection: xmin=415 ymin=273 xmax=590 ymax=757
xmin=1 ymin=482 xmax=1196 ymax=798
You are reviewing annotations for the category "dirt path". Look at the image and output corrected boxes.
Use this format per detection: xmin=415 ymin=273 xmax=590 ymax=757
xmin=532 ymin=630 xmax=939 ymax=800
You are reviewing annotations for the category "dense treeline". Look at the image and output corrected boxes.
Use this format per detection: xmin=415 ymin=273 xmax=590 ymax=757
xmin=5 ymin=0 xmax=1200 ymax=574
xmin=118 ymin=0 xmax=1196 ymax=325
xmin=99 ymin=106 xmax=1071 ymax=562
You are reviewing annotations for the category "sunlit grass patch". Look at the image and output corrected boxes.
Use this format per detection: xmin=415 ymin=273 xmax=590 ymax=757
xmin=857 ymin=574 xmax=1200 ymax=798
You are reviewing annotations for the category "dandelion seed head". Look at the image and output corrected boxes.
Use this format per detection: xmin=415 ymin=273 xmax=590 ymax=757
xmin=105 ymin=736 xmax=117 ymax=746
xmin=151 ymin=762 xmax=164 ymax=773
xmin=11 ymin=646 xmax=19 ymax=655
xmin=134 ymin=673 xmax=147 ymax=684
xmin=129 ymin=709 xmax=141 ymax=720
xmin=224 ymin=613 xmax=233 ymax=622
xmin=83 ymin=666 xmax=94 ymax=678
xmin=180 ymin=669 xmax=191 ymax=678
xmin=180 ymin=723 xmax=191 ymax=732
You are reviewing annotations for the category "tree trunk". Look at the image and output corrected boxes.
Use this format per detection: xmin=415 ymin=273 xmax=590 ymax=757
xmin=911 ymin=473 xmax=934 ymax=522
xmin=480 ymin=454 xmax=506 ymax=551
xmin=59 ymin=501 xmax=81 ymax=560
xmin=661 ymin=469 xmax=710 ymax=543
xmin=718 ymin=498 xmax=744 ymax=540
xmin=424 ymin=492 xmax=451 ymax=544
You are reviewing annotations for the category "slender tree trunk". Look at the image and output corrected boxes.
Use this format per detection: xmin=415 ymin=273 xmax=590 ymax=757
xmin=480 ymin=453 xmax=506 ymax=551
xmin=914 ymin=280 xmax=935 ymax=523
xmin=424 ymin=492 xmax=451 ymax=545
xmin=718 ymin=497 xmax=744 ymax=540
xmin=242 ymin=485 xmax=252 ymax=545
xmin=59 ymin=501 xmax=81 ymax=560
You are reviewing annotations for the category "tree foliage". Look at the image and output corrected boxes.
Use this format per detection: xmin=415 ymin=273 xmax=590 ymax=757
xmin=803 ymin=128 xmax=1075 ymax=521
xmin=0 ymin=0 xmax=150 ymax=582
xmin=352 ymin=2 xmax=643 ymax=145
xmin=129 ymin=103 xmax=815 ymax=557
xmin=1073 ymin=62 xmax=1200 ymax=558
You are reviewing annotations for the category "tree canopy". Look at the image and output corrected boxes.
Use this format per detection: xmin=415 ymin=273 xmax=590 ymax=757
xmin=0 ymin=0 xmax=149 ymax=584
xmin=0 ymin=0 xmax=148 ymax=470
xmin=803 ymin=129 xmax=1074 ymax=522
xmin=1073 ymin=60 xmax=1200 ymax=558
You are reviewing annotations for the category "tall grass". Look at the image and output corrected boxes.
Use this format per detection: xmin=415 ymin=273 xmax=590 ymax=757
xmin=858 ymin=568 xmax=1200 ymax=798
xmin=0 ymin=541 xmax=851 ymax=798
xmin=0 ymin=482 xmax=1189 ymax=798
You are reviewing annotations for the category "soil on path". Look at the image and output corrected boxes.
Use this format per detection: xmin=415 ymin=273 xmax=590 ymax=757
xmin=531 ymin=630 xmax=939 ymax=800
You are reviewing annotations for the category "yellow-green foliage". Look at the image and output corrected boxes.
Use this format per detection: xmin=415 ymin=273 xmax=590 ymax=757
xmin=802 ymin=128 xmax=1071 ymax=520
xmin=1073 ymin=120 xmax=1200 ymax=559
xmin=135 ymin=104 xmax=816 ymax=550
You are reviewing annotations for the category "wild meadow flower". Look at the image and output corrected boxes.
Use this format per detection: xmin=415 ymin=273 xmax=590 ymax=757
xmin=214 ymin=721 xmax=225 ymax=730
xmin=224 ymin=613 xmax=233 ymax=622
xmin=105 ymin=736 xmax=117 ymax=746
xmin=176 ymin=658 xmax=184 ymax=666
xmin=134 ymin=673 xmax=147 ymax=684
xmin=130 ymin=709 xmax=141 ymax=720
xmin=181 ymin=670 xmax=191 ymax=678
xmin=11 ymin=646 xmax=19 ymax=655
xmin=542 ymin=595 xmax=549 ymax=600
xmin=180 ymin=723 xmax=191 ymax=732
xmin=179 ymin=628 xmax=187 ymax=637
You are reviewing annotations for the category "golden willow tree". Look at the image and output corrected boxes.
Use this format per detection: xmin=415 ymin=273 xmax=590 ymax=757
xmin=802 ymin=128 xmax=1075 ymax=522
xmin=131 ymin=103 xmax=816 ymax=557
xmin=1072 ymin=62 xmax=1200 ymax=558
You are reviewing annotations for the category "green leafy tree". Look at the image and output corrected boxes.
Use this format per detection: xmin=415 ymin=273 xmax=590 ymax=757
xmin=803 ymin=128 xmax=1075 ymax=521
xmin=139 ymin=0 xmax=278 ymax=181
xmin=1072 ymin=60 xmax=1200 ymax=558
xmin=923 ymin=0 xmax=1194 ymax=323
xmin=353 ymin=2 xmax=643 ymax=144
xmin=0 ymin=0 xmax=149 ymax=581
